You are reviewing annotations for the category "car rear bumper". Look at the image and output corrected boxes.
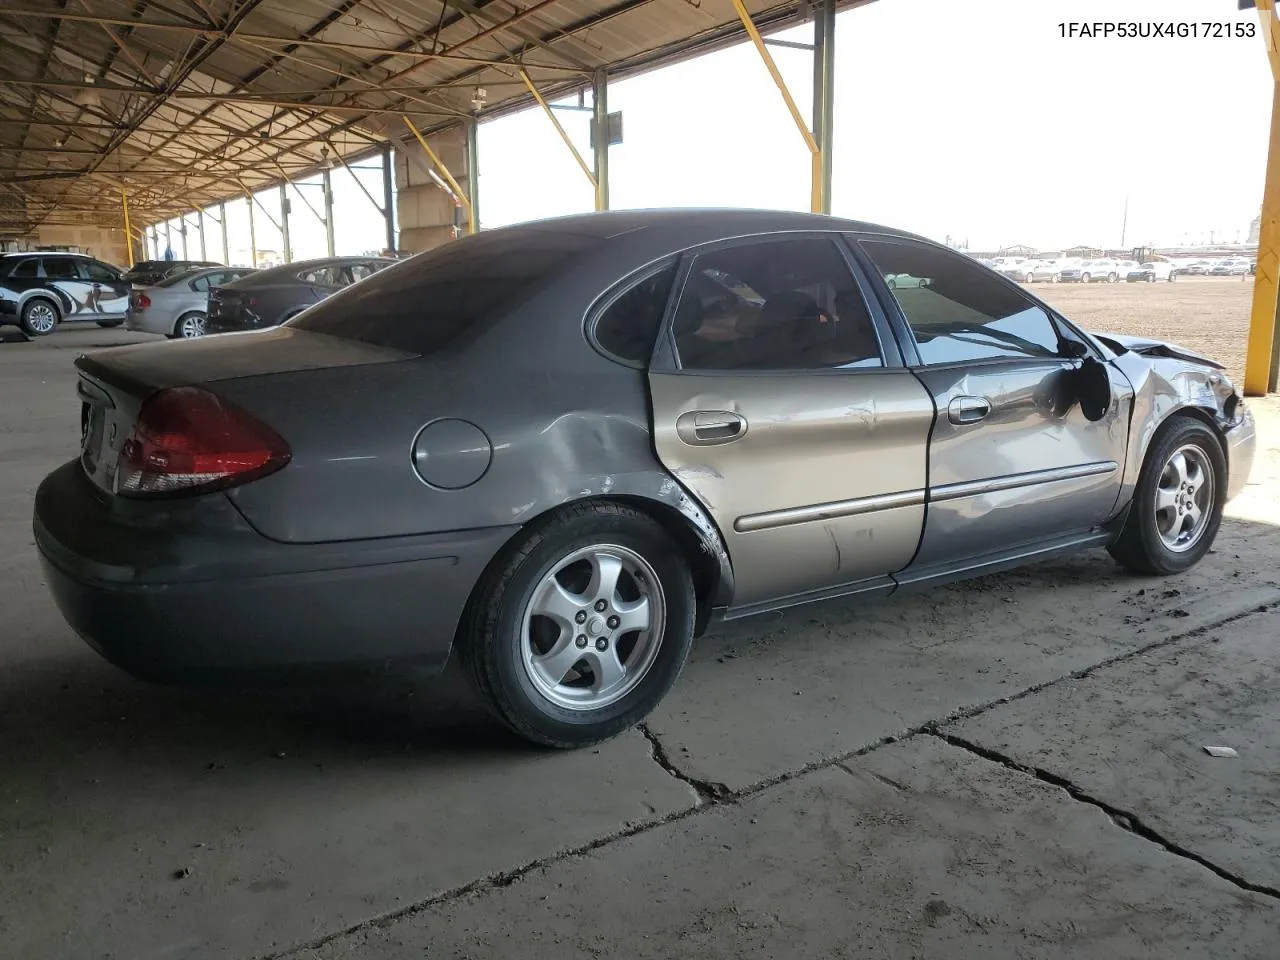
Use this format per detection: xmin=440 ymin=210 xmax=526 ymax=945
xmin=1225 ymin=407 xmax=1257 ymax=503
xmin=34 ymin=460 xmax=517 ymax=681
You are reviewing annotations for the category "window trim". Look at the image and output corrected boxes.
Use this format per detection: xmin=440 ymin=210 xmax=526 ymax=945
xmin=652 ymin=231 xmax=900 ymax=376
xmin=853 ymin=233 xmax=1105 ymax=369
xmin=584 ymin=257 xmax=680 ymax=369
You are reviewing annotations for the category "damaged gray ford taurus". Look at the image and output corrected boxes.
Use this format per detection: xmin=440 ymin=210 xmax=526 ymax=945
xmin=34 ymin=210 xmax=1255 ymax=748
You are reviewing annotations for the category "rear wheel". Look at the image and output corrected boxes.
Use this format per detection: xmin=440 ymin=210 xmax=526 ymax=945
xmin=1108 ymin=272 xmax=1118 ymax=283
xmin=460 ymin=502 xmax=696 ymax=748
xmin=1081 ymin=273 xmax=1092 ymax=283
xmin=20 ymin=299 xmax=58 ymax=336
xmin=172 ymin=312 xmax=207 ymax=339
xmin=1109 ymin=418 xmax=1225 ymax=575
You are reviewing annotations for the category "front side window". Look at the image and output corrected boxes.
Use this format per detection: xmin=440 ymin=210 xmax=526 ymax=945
xmin=671 ymin=237 xmax=883 ymax=371
xmin=83 ymin=261 xmax=118 ymax=283
xmin=860 ymin=239 xmax=1063 ymax=365
xmin=592 ymin=263 xmax=677 ymax=366
xmin=42 ymin=258 xmax=78 ymax=280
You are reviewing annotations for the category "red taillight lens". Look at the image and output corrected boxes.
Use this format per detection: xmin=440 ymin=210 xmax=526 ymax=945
xmin=135 ymin=293 xmax=152 ymax=310
xmin=115 ymin=387 xmax=290 ymax=497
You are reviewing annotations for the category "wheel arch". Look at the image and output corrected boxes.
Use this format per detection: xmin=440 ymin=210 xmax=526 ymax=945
xmin=20 ymin=291 xmax=63 ymax=318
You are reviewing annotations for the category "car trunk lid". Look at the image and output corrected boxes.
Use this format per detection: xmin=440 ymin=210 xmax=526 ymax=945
xmin=74 ymin=327 xmax=416 ymax=495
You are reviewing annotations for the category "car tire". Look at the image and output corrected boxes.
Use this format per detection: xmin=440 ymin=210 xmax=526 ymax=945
xmin=460 ymin=501 xmax=696 ymax=749
xmin=1108 ymin=417 xmax=1226 ymax=576
xmin=1169 ymin=273 xmax=1177 ymax=282
xmin=1108 ymin=272 xmax=1118 ymax=283
xmin=19 ymin=298 xmax=59 ymax=337
xmin=96 ymin=320 xmax=124 ymax=328
xmin=1081 ymin=273 xmax=1092 ymax=283
xmin=1024 ymin=273 xmax=1034 ymax=283
xmin=172 ymin=312 xmax=207 ymax=339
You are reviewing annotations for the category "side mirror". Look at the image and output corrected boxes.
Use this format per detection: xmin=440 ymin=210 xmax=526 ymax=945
xmin=1074 ymin=356 xmax=1111 ymax=421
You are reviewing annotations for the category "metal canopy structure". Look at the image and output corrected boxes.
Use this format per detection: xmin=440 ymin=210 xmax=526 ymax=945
xmin=0 ymin=0 xmax=867 ymax=233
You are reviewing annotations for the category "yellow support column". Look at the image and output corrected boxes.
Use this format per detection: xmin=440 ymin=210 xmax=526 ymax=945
xmin=518 ymin=71 xmax=599 ymax=206
xmin=401 ymin=116 xmax=475 ymax=235
xmin=1246 ymin=81 xmax=1280 ymax=395
xmin=729 ymin=0 xmax=822 ymax=213
xmin=120 ymin=189 xmax=134 ymax=267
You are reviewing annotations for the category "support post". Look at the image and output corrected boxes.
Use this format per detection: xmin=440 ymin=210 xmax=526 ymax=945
xmin=120 ymin=189 xmax=134 ymax=267
xmin=279 ymin=183 xmax=292 ymax=263
xmin=381 ymin=142 xmax=395 ymax=251
xmin=197 ymin=208 xmax=206 ymax=260
xmin=1245 ymin=80 xmax=1280 ymax=395
xmin=814 ymin=0 xmax=835 ymax=214
xmin=592 ymin=70 xmax=609 ymax=212
xmin=730 ymin=0 xmax=821 ymax=213
xmin=466 ymin=116 xmax=481 ymax=227
xmin=219 ymin=201 xmax=229 ymax=265
xmin=518 ymin=71 xmax=598 ymax=199
xmin=401 ymin=115 xmax=475 ymax=235
xmin=179 ymin=215 xmax=188 ymax=259
xmin=165 ymin=220 xmax=172 ymax=258
xmin=247 ymin=194 xmax=257 ymax=268
xmin=322 ymin=167 xmax=336 ymax=256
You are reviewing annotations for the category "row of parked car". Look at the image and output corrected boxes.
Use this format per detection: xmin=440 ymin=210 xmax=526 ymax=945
xmin=976 ymin=254 xmax=1254 ymax=285
xmin=0 ymin=253 xmax=394 ymax=339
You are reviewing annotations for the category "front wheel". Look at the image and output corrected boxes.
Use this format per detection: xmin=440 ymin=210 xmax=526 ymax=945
xmin=460 ymin=502 xmax=696 ymax=748
xmin=1168 ymin=273 xmax=1177 ymax=282
xmin=1109 ymin=418 xmax=1226 ymax=575
xmin=1081 ymin=273 xmax=1092 ymax=283
xmin=1108 ymin=272 xmax=1118 ymax=283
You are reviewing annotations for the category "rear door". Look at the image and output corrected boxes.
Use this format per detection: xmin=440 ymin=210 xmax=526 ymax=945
xmin=856 ymin=236 xmax=1130 ymax=575
xmin=648 ymin=234 xmax=935 ymax=612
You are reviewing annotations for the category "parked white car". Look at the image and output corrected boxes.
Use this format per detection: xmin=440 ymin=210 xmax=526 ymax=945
xmin=1126 ymin=261 xmax=1177 ymax=282
xmin=1027 ymin=259 xmax=1066 ymax=282
xmin=1059 ymin=259 xmax=1120 ymax=283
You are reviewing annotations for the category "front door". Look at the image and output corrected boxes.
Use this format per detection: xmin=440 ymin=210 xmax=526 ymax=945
xmin=41 ymin=257 xmax=94 ymax=319
xmin=857 ymin=236 xmax=1130 ymax=572
xmin=648 ymin=234 xmax=935 ymax=611
xmin=80 ymin=259 xmax=130 ymax=319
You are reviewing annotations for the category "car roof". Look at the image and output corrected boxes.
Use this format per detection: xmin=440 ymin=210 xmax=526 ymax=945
xmin=224 ymin=255 xmax=395 ymax=287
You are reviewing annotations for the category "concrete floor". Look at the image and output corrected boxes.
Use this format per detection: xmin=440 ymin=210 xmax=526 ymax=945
xmin=2 ymin=328 xmax=1278 ymax=960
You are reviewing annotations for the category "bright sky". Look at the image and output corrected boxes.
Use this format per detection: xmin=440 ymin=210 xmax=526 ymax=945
xmin=150 ymin=0 xmax=1273 ymax=262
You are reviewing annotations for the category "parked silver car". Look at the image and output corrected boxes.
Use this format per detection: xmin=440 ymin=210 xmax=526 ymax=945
xmin=125 ymin=266 xmax=256 ymax=338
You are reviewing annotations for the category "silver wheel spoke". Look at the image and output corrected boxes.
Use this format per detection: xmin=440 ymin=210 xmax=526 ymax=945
xmin=583 ymin=648 xmax=626 ymax=692
xmin=535 ymin=638 xmax=585 ymax=685
xmin=613 ymin=597 xmax=650 ymax=634
xmin=1167 ymin=452 xmax=1189 ymax=487
xmin=532 ymin=577 xmax=585 ymax=628
xmin=1154 ymin=486 xmax=1179 ymax=513
xmin=587 ymin=553 xmax=624 ymax=604
xmin=1186 ymin=502 xmax=1202 ymax=529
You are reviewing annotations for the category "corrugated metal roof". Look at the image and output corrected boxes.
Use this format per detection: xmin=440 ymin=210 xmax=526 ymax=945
xmin=0 ymin=0 xmax=873 ymax=233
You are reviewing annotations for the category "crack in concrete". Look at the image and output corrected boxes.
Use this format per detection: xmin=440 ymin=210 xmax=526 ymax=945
xmin=932 ymin=730 xmax=1280 ymax=904
xmin=637 ymin=722 xmax=731 ymax=802
xmin=262 ymin=597 xmax=1280 ymax=958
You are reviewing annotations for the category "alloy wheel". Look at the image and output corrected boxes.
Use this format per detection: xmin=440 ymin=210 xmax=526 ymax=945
xmin=519 ymin=544 xmax=666 ymax=711
xmin=26 ymin=302 xmax=56 ymax=334
xmin=1153 ymin=444 xmax=1214 ymax=553
xmin=178 ymin=314 xmax=206 ymax=338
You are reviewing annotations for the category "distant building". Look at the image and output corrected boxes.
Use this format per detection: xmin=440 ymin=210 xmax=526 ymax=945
xmin=1248 ymin=214 xmax=1261 ymax=244
xmin=1064 ymin=245 xmax=1102 ymax=258
xmin=997 ymin=244 xmax=1036 ymax=256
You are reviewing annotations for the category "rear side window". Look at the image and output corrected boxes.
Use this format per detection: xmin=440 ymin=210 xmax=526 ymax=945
xmin=291 ymin=229 xmax=595 ymax=355
xmin=9 ymin=258 xmax=39 ymax=279
xmin=860 ymin=238 xmax=1063 ymax=365
xmin=592 ymin=263 xmax=677 ymax=366
xmin=189 ymin=274 xmax=214 ymax=291
xmin=42 ymin=258 xmax=78 ymax=280
xmin=298 ymin=265 xmax=346 ymax=287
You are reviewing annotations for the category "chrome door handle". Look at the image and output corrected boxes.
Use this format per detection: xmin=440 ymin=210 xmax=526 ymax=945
xmin=676 ymin=410 xmax=747 ymax=446
xmin=948 ymin=396 xmax=991 ymax=425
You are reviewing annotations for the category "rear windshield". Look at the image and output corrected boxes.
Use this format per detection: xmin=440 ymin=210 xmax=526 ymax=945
xmin=289 ymin=229 xmax=595 ymax=354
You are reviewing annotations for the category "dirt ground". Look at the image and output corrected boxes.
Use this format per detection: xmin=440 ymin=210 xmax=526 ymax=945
xmin=0 ymin=314 xmax=1277 ymax=959
xmin=1030 ymin=275 xmax=1255 ymax=385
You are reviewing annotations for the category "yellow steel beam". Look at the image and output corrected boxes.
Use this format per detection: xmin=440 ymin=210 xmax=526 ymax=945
xmin=1245 ymin=80 xmax=1280 ymax=395
xmin=518 ymin=69 xmax=600 ymax=207
xmin=1258 ymin=0 xmax=1280 ymax=81
xmin=729 ymin=0 xmax=822 ymax=213
xmin=120 ymin=188 xmax=134 ymax=267
xmin=401 ymin=115 xmax=476 ymax=235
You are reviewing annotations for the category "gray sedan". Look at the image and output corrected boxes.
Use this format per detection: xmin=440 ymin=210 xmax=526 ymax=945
xmin=35 ymin=210 xmax=1255 ymax=748
xmin=124 ymin=266 xmax=256 ymax=338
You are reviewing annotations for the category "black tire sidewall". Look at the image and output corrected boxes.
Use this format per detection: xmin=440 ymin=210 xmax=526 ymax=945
xmin=1128 ymin=420 xmax=1227 ymax=574
xmin=474 ymin=506 xmax=695 ymax=747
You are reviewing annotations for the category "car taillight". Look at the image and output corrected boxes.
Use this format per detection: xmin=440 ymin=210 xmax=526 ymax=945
xmin=135 ymin=293 xmax=151 ymax=310
xmin=115 ymin=387 xmax=290 ymax=497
